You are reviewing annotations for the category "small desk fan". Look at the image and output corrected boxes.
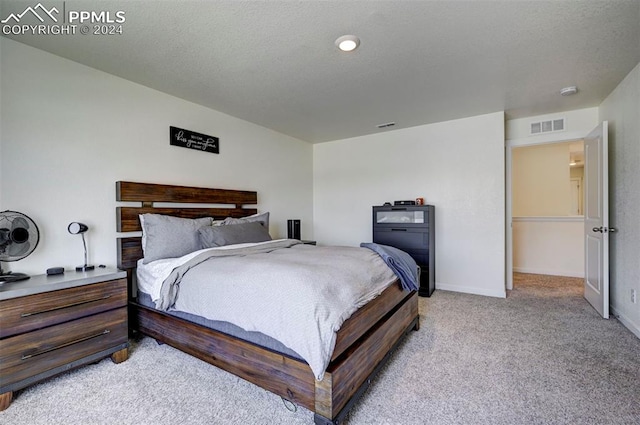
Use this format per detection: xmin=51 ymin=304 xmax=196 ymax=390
xmin=0 ymin=210 xmax=40 ymax=283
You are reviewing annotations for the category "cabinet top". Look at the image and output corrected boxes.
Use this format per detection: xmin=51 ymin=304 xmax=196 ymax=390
xmin=373 ymin=205 xmax=434 ymax=210
xmin=0 ymin=267 xmax=126 ymax=300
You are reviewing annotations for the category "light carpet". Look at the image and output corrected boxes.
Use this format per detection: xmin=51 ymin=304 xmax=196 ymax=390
xmin=2 ymin=273 xmax=639 ymax=424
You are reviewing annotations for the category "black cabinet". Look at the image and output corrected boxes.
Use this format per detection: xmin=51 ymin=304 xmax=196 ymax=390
xmin=373 ymin=205 xmax=435 ymax=297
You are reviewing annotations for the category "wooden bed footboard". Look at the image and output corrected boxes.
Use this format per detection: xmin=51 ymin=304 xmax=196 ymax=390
xmin=116 ymin=181 xmax=420 ymax=424
xmin=315 ymin=291 xmax=419 ymax=424
xmin=130 ymin=302 xmax=317 ymax=408
xmin=129 ymin=289 xmax=418 ymax=424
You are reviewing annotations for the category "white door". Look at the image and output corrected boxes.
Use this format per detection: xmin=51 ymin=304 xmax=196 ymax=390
xmin=584 ymin=121 xmax=609 ymax=318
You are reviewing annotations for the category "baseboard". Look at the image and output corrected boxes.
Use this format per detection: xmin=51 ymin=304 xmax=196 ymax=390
xmin=610 ymin=306 xmax=640 ymax=339
xmin=513 ymin=267 xmax=584 ymax=278
xmin=436 ymin=282 xmax=506 ymax=299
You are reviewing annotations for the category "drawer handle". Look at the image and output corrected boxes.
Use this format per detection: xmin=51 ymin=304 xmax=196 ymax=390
xmin=21 ymin=330 xmax=110 ymax=360
xmin=20 ymin=295 xmax=112 ymax=317
xmin=391 ymin=228 xmax=408 ymax=232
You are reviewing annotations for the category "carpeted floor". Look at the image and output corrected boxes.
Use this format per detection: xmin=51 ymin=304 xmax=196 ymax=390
xmin=2 ymin=273 xmax=639 ymax=424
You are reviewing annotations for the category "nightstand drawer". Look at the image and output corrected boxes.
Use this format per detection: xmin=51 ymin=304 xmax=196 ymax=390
xmin=0 ymin=307 xmax=127 ymax=391
xmin=0 ymin=278 xmax=127 ymax=338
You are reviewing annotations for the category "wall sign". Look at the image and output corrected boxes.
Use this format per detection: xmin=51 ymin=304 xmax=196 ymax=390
xmin=170 ymin=126 xmax=219 ymax=154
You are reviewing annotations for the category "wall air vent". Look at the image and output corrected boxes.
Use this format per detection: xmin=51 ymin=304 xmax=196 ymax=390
xmin=530 ymin=117 xmax=565 ymax=135
xmin=376 ymin=122 xmax=396 ymax=129
xmin=552 ymin=119 xmax=564 ymax=131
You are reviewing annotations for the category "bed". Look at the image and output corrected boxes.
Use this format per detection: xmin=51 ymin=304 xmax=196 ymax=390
xmin=115 ymin=181 xmax=419 ymax=425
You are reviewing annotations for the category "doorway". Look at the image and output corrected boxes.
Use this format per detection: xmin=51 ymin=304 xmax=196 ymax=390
xmin=506 ymin=137 xmax=586 ymax=291
xmin=506 ymin=121 xmax=611 ymax=319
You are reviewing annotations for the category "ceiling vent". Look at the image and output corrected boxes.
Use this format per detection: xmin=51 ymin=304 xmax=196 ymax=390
xmin=530 ymin=118 xmax=565 ymax=135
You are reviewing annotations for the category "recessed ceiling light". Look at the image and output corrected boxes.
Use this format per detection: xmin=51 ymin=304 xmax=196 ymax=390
xmin=335 ymin=35 xmax=360 ymax=52
xmin=560 ymin=86 xmax=578 ymax=96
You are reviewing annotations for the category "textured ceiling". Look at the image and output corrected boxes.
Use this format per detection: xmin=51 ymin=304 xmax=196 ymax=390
xmin=1 ymin=0 xmax=639 ymax=143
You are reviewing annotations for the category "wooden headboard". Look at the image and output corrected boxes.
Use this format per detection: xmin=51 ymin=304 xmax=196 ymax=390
xmin=115 ymin=181 xmax=257 ymax=271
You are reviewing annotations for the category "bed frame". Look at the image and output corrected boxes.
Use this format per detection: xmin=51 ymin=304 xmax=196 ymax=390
xmin=115 ymin=181 xmax=419 ymax=425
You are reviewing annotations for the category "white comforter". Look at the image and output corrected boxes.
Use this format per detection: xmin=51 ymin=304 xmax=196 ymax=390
xmin=136 ymin=239 xmax=397 ymax=380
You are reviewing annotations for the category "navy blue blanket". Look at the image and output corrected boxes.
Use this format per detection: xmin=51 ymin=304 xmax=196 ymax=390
xmin=360 ymin=243 xmax=419 ymax=291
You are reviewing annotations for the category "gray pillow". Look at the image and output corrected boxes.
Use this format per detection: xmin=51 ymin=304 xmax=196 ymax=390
xmin=140 ymin=214 xmax=212 ymax=263
xmin=221 ymin=212 xmax=269 ymax=229
xmin=199 ymin=221 xmax=272 ymax=248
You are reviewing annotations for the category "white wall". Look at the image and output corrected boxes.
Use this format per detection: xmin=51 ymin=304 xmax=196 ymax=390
xmin=0 ymin=38 xmax=313 ymax=275
xmin=313 ymin=112 xmax=506 ymax=298
xmin=506 ymin=107 xmax=599 ymax=142
xmin=512 ymin=218 xmax=584 ymax=277
xmin=600 ymin=62 xmax=640 ymax=338
xmin=512 ymin=143 xmax=571 ymax=216
xmin=0 ymin=36 xmax=3 ymax=209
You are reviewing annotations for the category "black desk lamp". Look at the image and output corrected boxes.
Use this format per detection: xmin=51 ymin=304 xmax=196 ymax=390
xmin=68 ymin=222 xmax=94 ymax=272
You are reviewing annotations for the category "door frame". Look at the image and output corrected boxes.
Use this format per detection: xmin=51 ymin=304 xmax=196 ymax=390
xmin=505 ymin=130 xmax=590 ymax=290
xmin=569 ymin=177 xmax=583 ymax=216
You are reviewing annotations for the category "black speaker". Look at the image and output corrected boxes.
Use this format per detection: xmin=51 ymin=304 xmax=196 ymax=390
xmin=46 ymin=267 xmax=64 ymax=276
xmin=287 ymin=219 xmax=301 ymax=240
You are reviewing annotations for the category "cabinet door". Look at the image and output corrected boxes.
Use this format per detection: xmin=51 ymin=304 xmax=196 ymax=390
xmin=401 ymin=249 xmax=428 ymax=266
xmin=373 ymin=228 xmax=428 ymax=249
xmin=374 ymin=207 xmax=429 ymax=228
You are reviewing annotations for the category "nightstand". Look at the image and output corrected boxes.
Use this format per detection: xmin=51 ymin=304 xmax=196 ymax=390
xmin=0 ymin=268 xmax=128 ymax=411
